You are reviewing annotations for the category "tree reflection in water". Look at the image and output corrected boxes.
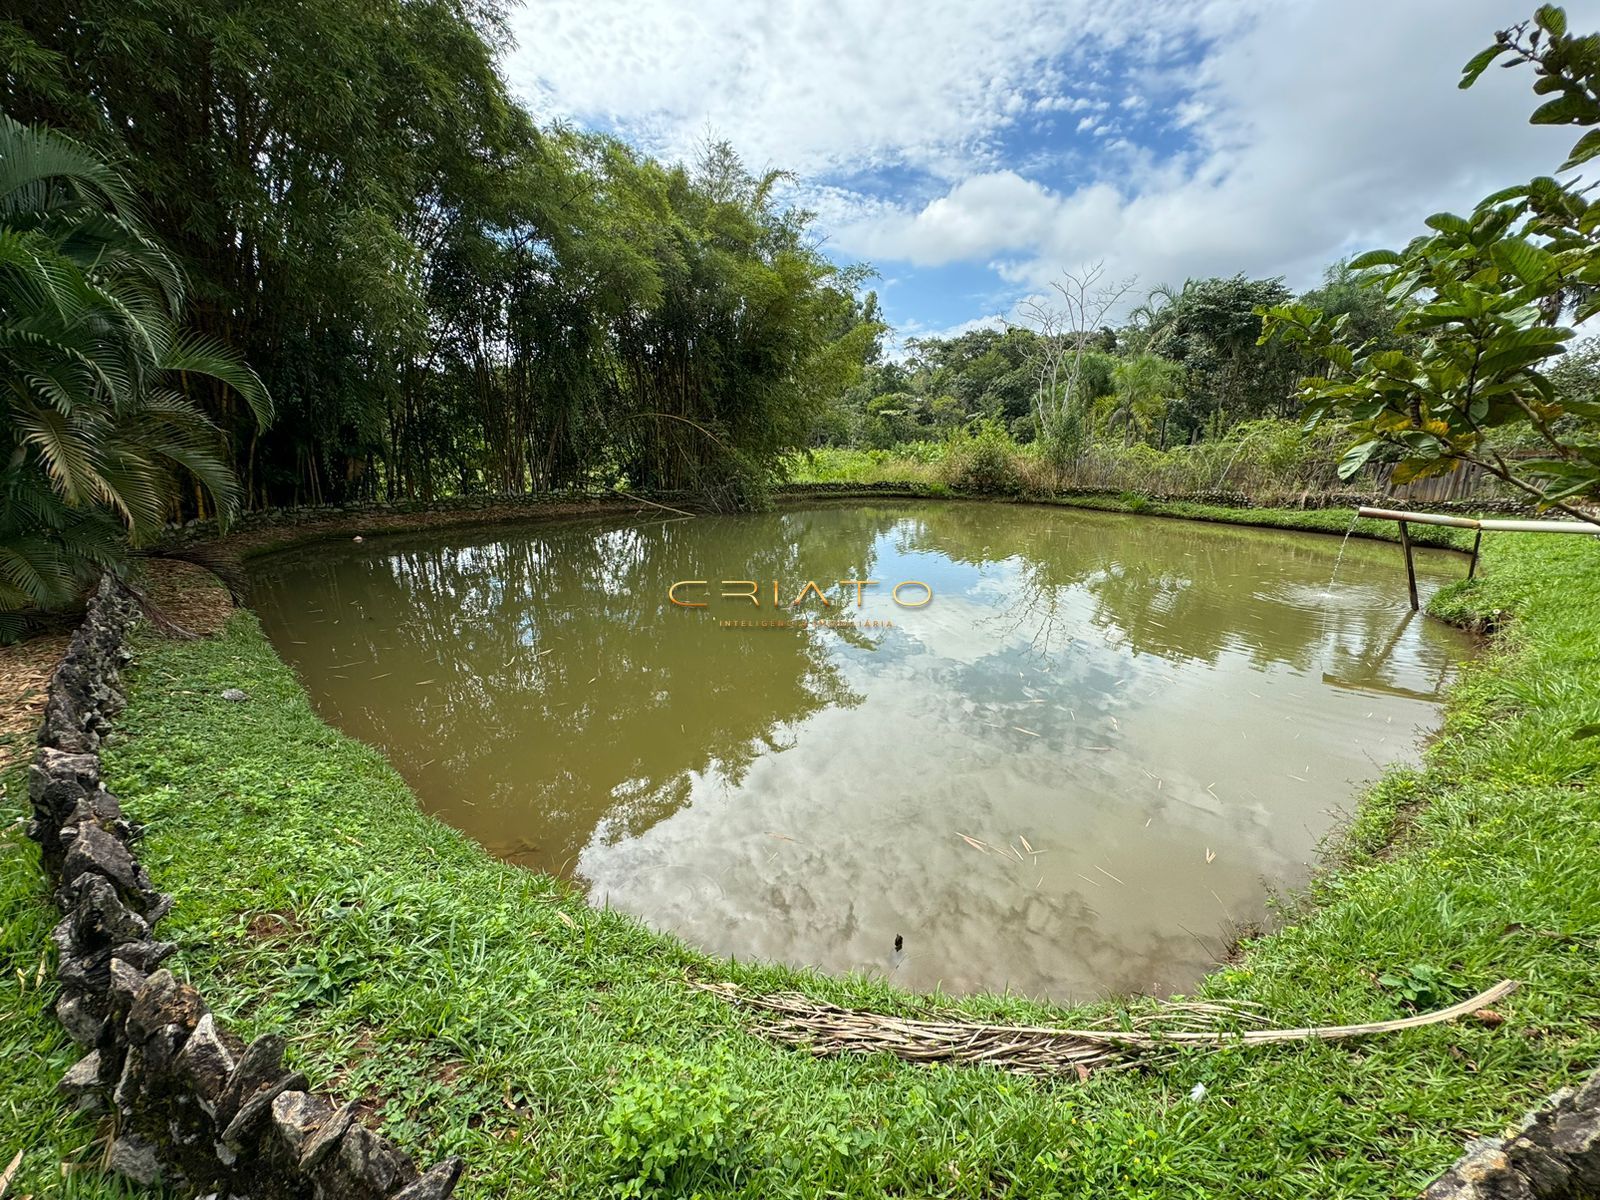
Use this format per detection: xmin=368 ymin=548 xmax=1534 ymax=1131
xmin=252 ymin=502 xmax=1470 ymax=1002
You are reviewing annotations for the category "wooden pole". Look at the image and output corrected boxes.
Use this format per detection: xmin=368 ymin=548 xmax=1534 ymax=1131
xmin=1467 ymin=529 xmax=1483 ymax=581
xmin=1399 ymin=520 xmax=1419 ymax=611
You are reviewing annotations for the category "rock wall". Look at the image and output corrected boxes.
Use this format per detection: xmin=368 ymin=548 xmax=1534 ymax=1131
xmin=28 ymin=575 xmax=463 ymax=1199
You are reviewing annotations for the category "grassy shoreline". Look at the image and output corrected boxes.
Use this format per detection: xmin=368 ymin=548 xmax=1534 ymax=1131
xmin=775 ymin=484 xmax=1478 ymax=550
xmin=3 ymin=497 xmax=1598 ymax=1198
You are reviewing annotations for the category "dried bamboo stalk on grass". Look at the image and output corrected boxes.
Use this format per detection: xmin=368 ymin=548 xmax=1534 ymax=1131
xmin=696 ymin=979 xmax=1518 ymax=1077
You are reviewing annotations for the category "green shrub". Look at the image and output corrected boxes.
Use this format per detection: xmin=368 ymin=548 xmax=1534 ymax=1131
xmin=603 ymin=1052 xmax=746 ymax=1196
xmin=940 ymin=420 xmax=1022 ymax=493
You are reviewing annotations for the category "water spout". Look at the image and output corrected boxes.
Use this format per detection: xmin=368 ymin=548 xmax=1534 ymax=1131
xmin=1325 ymin=511 xmax=1360 ymax=598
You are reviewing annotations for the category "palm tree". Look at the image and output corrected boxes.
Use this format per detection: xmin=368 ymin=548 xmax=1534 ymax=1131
xmin=0 ymin=115 xmax=270 ymax=633
xmin=1122 ymin=283 xmax=1180 ymax=356
xmin=1106 ymin=353 xmax=1184 ymax=447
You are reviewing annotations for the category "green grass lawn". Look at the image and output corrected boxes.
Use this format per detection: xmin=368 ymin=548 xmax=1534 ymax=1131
xmin=4 ymin=507 xmax=1599 ymax=1199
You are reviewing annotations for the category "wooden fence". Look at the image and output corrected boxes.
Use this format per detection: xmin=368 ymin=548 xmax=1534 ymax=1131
xmin=1367 ymin=461 xmax=1499 ymax=504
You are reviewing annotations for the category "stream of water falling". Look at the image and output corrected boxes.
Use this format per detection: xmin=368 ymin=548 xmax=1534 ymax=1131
xmin=1326 ymin=510 xmax=1361 ymax=595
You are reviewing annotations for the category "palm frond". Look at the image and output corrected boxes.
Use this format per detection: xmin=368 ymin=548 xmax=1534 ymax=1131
xmin=1 ymin=113 xmax=270 ymax=628
xmin=162 ymin=333 xmax=274 ymax=428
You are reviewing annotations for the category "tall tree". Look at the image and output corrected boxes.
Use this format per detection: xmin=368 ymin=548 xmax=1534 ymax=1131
xmin=0 ymin=115 xmax=268 ymax=629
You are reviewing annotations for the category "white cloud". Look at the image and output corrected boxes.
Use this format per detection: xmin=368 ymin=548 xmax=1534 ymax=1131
xmin=504 ymin=0 xmax=1236 ymax=179
xmin=504 ymin=0 xmax=1600 ymax=326
xmin=834 ymin=1 xmax=1600 ymax=297
xmin=1034 ymin=95 xmax=1102 ymax=114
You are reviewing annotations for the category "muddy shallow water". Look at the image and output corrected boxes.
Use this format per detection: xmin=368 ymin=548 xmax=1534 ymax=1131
xmin=250 ymin=502 xmax=1472 ymax=1002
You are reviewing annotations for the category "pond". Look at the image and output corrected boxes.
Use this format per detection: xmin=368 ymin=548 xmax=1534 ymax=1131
xmin=250 ymin=501 xmax=1472 ymax=1002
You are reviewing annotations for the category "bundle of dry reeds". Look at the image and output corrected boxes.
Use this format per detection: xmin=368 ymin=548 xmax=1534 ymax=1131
xmin=695 ymin=979 xmax=1518 ymax=1077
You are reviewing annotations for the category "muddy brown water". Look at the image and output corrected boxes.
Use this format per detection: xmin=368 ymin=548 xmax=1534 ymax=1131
xmin=249 ymin=502 xmax=1472 ymax=1002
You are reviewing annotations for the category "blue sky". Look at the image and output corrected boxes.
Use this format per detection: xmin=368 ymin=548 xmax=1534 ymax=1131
xmin=504 ymin=1 xmax=1594 ymax=346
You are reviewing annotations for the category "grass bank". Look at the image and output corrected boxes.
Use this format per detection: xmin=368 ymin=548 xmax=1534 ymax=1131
xmin=778 ymin=484 xmax=1478 ymax=551
xmin=3 ymin=503 xmax=1598 ymax=1199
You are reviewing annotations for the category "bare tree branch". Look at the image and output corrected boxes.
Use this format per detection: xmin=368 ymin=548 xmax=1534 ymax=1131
xmin=1010 ymin=262 xmax=1136 ymax=458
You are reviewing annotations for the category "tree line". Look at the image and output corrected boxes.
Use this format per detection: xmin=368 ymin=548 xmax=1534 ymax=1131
xmin=824 ymin=265 xmax=1400 ymax=455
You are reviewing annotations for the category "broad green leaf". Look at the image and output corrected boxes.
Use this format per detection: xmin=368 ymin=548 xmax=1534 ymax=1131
xmin=1535 ymin=5 xmax=1568 ymax=36
xmin=1531 ymin=93 xmax=1600 ymax=126
xmin=1424 ymin=212 xmax=1474 ymax=237
xmin=1348 ymin=248 xmax=1403 ymax=269
xmin=1561 ymin=128 xmax=1600 ymax=171
xmin=1489 ymin=238 xmax=1558 ymax=284
xmin=1337 ymin=439 xmax=1381 ymax=481
xmin=1459 ymin=44 xmax=1507 ymax=88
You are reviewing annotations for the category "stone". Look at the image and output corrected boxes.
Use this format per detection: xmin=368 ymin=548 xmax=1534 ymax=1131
xmin=108 ymin=1132 xmax=163 ymax=1185
xmin=58 ymin=789 xmax=137 ymax=849
xmin=222 ymin=1069 xmax=309 ymax=1148
xmin=109 ymin=956 xmax=150 ymax=1010
xmin=1420 ymin=1144 xmax=1533 ymax=1199
xmin=55 ymin=992 xmax=108 ymax=1047
xmin=1575 ymin=1072 xmax=1600 ymax=1113
xmin=1542 ymin=1105 xmax=1600 ymax=1190
xmin=49 ymin=913 xmax=75 ymax=957
xmin=269 ymin=1089 xmax=335 ymax=1159
xmin=70 ymin=873 xmax=151 ymax=948
xmin=68 ymin=785 xmax=125 ymax=825
xmin=314 ymin=1123 xmax=418 ymax=1200
xmin=1423 ymin=1063 xmax=1600 ymax=1198
xmin=127 ymin=969 xmax=208 ymax=1042
xmin=40 ymin=689 xmax=93 ymax=753
xmin=28 ymin=748 xmax=100 ymax=860
xmin=1504 ymin=1133 xmax=1572 ymax=1195
xmin=59 ymin=1051 xmax=105 ymax=1112
xmin=393 ymin=1157 xmax=465 ymax=1200
xmin=113 ymin=1040 xmax=146 ymax=1114
xmin=55 ymin=941 xmax=117 ymax=996
xmin=215 ymin=1033 xmax=287 ymax=1129
xmin=298 ymin=1099 xmax=359 ymax=1172
xmin=112 ymin=940 xmax=179 ymax=973
xmin=30 ymin=745 xmax=100 ymax=798
xmin=141 ymin=1022 xmax=191 ymax=1078
xmin=221 ymin=688 xmax=251 ymax=702
xmin=175 ymin=1013 xmax=238 ymax=1113
xmin=60 ymin=822 xmax=141 ymax=896
xmin=142 ymin=891 xmax=175 ymax=926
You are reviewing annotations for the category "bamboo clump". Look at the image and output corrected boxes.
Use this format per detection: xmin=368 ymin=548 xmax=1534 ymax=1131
xmin=695 ymin=979 xmax=1519 ymax=1077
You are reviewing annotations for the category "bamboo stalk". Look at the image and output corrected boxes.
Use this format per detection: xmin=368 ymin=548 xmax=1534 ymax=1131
xmin=1477 ymin=517 xmax=1600 ymax=534
xmin=617 ymin=491 xmax=696 ymax=519
xmin=696 ymin=980 xmax=1518 ymax=1077
xmin=1358 ymin=506 xmax=1600 ymax=534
